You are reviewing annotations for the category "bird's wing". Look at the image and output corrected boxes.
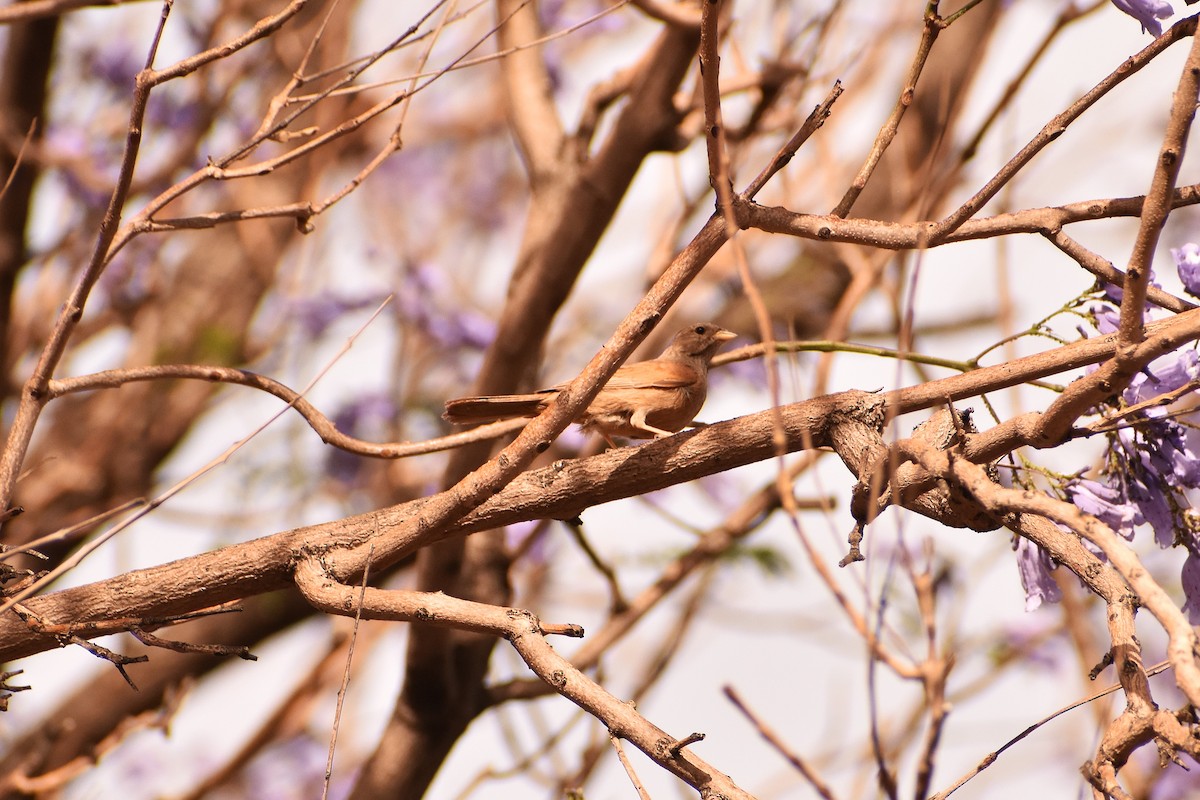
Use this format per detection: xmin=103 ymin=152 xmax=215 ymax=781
xmin=603 ymin=360 xmax=699 ymax=390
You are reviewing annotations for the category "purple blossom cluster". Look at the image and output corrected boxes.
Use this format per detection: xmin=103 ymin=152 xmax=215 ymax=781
xmin=1021 ymin=245 xmax=1200 ymax=618
xmin=325 ymin=392 xmax=398 ymax=486
xmin=395 ymin=261 xmax=495 ymax=351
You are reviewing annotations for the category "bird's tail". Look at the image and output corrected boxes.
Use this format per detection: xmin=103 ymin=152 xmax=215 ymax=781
xmin=443 ymin=393 xmax=552 ymax=424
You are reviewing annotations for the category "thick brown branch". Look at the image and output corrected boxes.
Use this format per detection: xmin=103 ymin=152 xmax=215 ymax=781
xmin=739 ymin=184 xmax=1200 ymax=255
xmin=5 ymin=305 xmax=1200 ymax=662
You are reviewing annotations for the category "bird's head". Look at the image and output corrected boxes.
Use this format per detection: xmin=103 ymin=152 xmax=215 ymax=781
xmin=669 ymin=323 xmax=737 ymax=359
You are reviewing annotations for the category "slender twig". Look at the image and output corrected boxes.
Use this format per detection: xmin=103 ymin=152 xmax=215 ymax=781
xmin=127 ymin=627 xmax=256 ymax=660
xmin=740 ymin=81 xmax=842 ymax=200
xmin=830 ymin=4 xmax=941 ymax=218
xmin=716 ymin=340 xmax=1054 ymax=385
xmin=723 ymin=684 xmax=836 ymax=800
xmin=322 ymin=544 xmax=373 ymax=800
xmin=1043 ymin=229 xmax=1195 ymax=313
xmin=610 ymin=735 xmax=654 ymax=799
xmin=565 ymin=520 xmax=628 ymax=613
xmin=0 ymin=499 xmax=144 ymax=562
xmin=0 ymin=119 xmax=36 ymax=203
xmin=930 ymin=660 xmax=1173 ymax=799
xmin=0 ymin=0 xmax=175 ymax=513
xmin=957 ymin=0 xmax=1106 ymax=163
xmin=287 ymin=2 xmax=630 ymax=106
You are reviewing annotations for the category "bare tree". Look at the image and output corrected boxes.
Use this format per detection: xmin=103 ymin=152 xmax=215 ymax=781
xmin=1 ymin=1 xmax=1200 ymax=798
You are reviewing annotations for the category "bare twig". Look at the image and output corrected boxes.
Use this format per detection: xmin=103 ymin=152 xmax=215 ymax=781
xmin=724 ymin=684 xmax=836 ymax=800
xmin=127 ymin=627 xmax=256 ymax=660
xmin=322 ymin=544 xmax=373 ymax=800
xmin=610 ymin=735 xmax=654 ymax=800
xmin=930 ymin=660 xmax=1173 ymax=800
xmin=831 ymin=4 xmax=942 ymax=217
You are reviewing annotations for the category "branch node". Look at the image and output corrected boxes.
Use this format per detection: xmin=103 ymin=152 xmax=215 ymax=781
xmin=668 ymin=731 xmax=706 ymax=756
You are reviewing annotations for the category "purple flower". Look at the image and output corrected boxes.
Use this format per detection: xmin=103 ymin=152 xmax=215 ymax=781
xmin=396 ymin=262 xmax=496 ymax=350
xmin=1173 ymin=243 xmax=1200 ymax=297
xmin=1182 ymin=551 xmax=1200 ymax=624
xmin=1093 ymin=304 xmax=1120 ymax=335
xmin=325 ymin=393 xmax=397 ymax=485
xmin=1124 ymin=466 xmax=1177 ymax=546
xmin=1068 ymin=478 xmax=1141 ymax=540
xmin=289 ymin=293 xmax=385 ymax=338
xmin=1110 ymin=0 xmax=1174 ymax=35
xmin=1123 ymin=348 xmax=1200 ymax=409
xmin=1015 ymin=536 xmax=1062 ymax=611
xmin=1143 ymin=421 xmax=1200 ymax=488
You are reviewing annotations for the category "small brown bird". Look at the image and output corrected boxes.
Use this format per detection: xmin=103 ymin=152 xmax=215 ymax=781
xmin=443 ymin=323 xmax=736 ymax=442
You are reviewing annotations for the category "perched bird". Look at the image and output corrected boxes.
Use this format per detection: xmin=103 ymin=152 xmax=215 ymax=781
xmin=443 ymin=323 xmax=736 ymax=442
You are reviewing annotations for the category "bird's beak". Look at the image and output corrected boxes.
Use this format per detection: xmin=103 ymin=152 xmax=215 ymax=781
xmin=715 ymin=329 xmax=737 ymax=342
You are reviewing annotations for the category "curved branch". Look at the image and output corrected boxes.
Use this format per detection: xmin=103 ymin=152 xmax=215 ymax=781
xmin=946 ymin=457 xmax=1200 ymax=709
xmin=47 ymin=364 xmax=526 ymax=458
xmin=293 ymin=556 xmax=754 ymax=799
xmin=831 ymin=4 xmax=942 ymax=218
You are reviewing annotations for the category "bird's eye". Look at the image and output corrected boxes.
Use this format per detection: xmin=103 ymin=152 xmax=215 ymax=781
xmin=694 ymin=325 xmax=707 ymax=335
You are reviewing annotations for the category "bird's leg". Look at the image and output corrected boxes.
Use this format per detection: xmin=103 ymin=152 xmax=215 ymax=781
xmin=629 ymin=408 xmax=674 ymax=438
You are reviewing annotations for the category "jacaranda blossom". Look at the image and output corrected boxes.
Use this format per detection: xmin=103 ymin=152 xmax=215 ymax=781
xmin=1016 ymin=536 xmax=1062 ymax=612
xmin=1172 ymin=243 xmax=1200 ymax=297
xmin=1067 ymin=478 xmax=1141 ymax=540
xmin=1183 ymin=552 xmax=1200 ymax=623
xmin=1042 ymin=246 xmax=1200 ymax=615
xmin=1110 ymin=0 xmax=1174 ymax=35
